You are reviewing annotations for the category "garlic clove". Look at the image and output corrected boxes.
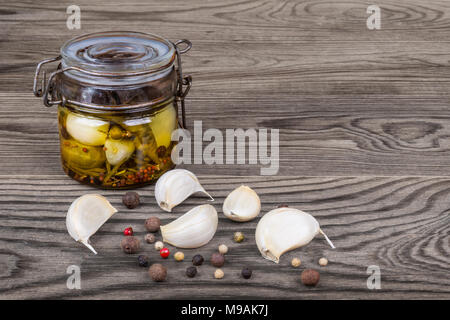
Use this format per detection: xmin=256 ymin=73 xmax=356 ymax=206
xmin=60 ymin=138 xmax=106 ymax=169
xmin=255 ymin=207 xmax=335 ymax=263
xmin=160 ymin=204 xmax=218 ymax=248
xmin=223 ymin=185 xmax=261 ymax=222
xmin=149 ymin=103 xmax=177 ymax=148
xmin=66 ymin=194 xmax=118 ymax=254
xmin=104 ymin=138 xmax=135 ymax=165
xmin=155 ymin=169 xmax=213 ymax=212
xmin=66 ymin=112 xmax=109 ymax=146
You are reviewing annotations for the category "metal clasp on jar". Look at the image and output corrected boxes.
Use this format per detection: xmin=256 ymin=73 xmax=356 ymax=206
xmin=173 ymin=39 xmax=192 ymax=129
xmin=33 ymin=39 xmax=193 ymax=129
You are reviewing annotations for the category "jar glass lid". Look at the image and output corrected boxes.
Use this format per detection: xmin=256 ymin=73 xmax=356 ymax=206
xmin=60 ymin=31 xmax=176 ymax=75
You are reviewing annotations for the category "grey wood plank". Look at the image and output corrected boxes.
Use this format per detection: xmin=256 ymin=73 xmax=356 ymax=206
xmin=3 ymin=96 xmax=450 ymax=176
xmin=1 ymin=0 xmax=450 ymax=300
xmin=0 ymin=175 xmax=449 ymax=299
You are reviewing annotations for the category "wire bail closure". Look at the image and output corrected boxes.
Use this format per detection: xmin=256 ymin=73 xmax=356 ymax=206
xmin=33 ymin=39 xmax=192 ymax=129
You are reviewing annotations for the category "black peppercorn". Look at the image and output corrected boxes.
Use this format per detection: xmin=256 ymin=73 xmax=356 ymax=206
xmin=138 ymin=255 xmax=149 ymax=267
xmin=186 ymin=266 xmax=197 ymax=278
xmin=192 ymin=254 xmax=204 ymax=266
xmin=122 ymin=191 xmax=140 ymax=209
xmin=210 ymin=252 xmax=225 ymax=267
xmin=121 ymin=236 xmax=140 ymax=254
xmin=241 ymin=267 xmax=252 ymax=279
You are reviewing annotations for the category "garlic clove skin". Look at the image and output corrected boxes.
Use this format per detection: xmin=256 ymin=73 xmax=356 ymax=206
xmin=66 ymin=194 xmax=118 ymax=254
xmin=155 ymin=169 xmax=213 ymax=212
xmin=223 ymin=185 xmax=261 ymax=222
xmin=66 ymin=112 xmax=109 ymax=146
xmin=255 ymin=207 xmax=335 ymax=263
xmin=160 ymin=204 xmax=218 ymax=248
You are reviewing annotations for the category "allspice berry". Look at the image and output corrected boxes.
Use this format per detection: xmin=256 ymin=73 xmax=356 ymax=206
xmin=145 ymin=233 xmax=156 ymax=244
xmin=121 ymin=236 xmax=140 ymax=254
xmin=149 ymin=263 xmax=167 ymax=282
xmin=233 ymin=231 xmax=245 ymax=243
xmin=122 ymin=192 xmax=140 ymax=209
xmin=186 ymin=266 xmax=197 ymax=278
xmin=301 ymin=269 xmax=320 ymax=286
xmin=210 ymin=252 xmax=225 ymax=267
xmin=145 ymin=217 xmax=161 ymax=232
xmin=192 ymin=254 xmax=204 ymax=266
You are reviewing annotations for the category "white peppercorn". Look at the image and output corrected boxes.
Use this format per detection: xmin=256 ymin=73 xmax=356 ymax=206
xmin=319 ymin=257 xmax=328 ymax=266
xmin=218 ymin=244 xmax=228 ymax=255
xmin=214 ymin=269 xmax=224 ymax=279
xmin=154 ymin=241 xmax=164 ymax=251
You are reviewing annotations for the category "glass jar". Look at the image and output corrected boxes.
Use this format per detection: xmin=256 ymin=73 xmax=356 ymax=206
xmin=33 ymin=31 xmax=192 ymax=189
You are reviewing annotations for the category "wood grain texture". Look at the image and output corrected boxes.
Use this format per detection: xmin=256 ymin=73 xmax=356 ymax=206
xmin=0 ymin=175 xmax=449 ymax=299
xmin=0 ymin=0 xmax=449 ymax=299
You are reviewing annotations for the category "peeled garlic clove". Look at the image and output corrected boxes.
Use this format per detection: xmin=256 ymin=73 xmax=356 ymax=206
xmin=60 ymin=138 xmax=106 ymax=169
xmin=104 ymin=139 xmax=135 ymax=165
xmin=66 ymin=112 xmax=109 ymax=146
xmin=66 ymin=194 xmax=117 ymax=254
xmin=149 ymin=104 xmax=177 ymax=148
xmin=255 ymin=207 xmax=335 ymax=263
xmin=160 ymin=204 xmax=218 ymax=248
xmin=155 ymin=169 xmax=213 ymax=212
xmin=223 ymin=185 xmax=261 ymax=222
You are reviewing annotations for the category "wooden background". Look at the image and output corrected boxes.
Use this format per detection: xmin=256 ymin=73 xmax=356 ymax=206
xmin=0 ymin=0 xmax=449 ymax=299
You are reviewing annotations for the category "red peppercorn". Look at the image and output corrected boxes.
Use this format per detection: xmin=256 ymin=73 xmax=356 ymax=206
xmin=82 ymin=147 xmax=88 ymax=153
xmin=160 ymin=248 xmax=170 ymax=259
xmin=123 ymin=227 xmax=133 ymax=236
